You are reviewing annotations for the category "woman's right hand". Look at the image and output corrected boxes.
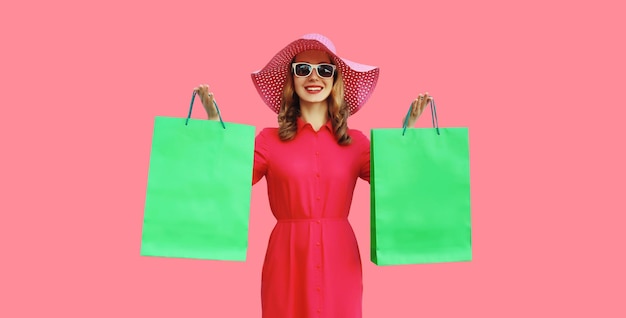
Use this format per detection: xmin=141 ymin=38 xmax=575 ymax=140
xmin=193 ymin=84 xmax=219 ymax=120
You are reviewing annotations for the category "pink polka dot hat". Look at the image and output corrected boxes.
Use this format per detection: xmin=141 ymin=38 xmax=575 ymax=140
xmin=251 ymin=33 xmax=380 ymax=115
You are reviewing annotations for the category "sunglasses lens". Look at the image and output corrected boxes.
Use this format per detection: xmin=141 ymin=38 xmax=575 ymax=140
xmin=294 ymin=64 xmax=312 ymax=77
xmin=317 ymin=65 xmax=335 ymax=78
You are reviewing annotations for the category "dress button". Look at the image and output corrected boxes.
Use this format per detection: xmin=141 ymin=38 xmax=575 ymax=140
xmin=316 ymin=242 xmax=321 ymax=246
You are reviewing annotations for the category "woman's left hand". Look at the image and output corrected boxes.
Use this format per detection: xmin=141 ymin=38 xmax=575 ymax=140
xmin=405 ymin=92 xmax=432 ymax=127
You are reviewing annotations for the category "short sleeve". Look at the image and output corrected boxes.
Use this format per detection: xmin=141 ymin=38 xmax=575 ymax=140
xmin=252 ymin=129 xmax=271 ymax=185
xmin=351 ymin=130 xmax=371 ymax=184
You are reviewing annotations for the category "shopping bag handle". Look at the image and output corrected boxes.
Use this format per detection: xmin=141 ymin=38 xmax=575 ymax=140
xmin=402 ymin=98 xmax=440 ymax=136
xmin=185 ymin=91 xmax=226 ymax=129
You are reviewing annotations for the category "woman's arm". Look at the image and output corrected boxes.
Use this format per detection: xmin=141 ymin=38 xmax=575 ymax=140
xmin=194 ymin=83 xmax=267 ymax=185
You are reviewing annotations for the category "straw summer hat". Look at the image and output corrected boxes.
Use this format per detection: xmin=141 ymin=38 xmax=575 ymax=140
xmin=251 ymin=33 xmax=379 ymax=115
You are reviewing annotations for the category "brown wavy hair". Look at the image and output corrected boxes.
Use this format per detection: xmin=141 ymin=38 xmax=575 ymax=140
xmin=277 ymin=64 xmax=352 ymax=145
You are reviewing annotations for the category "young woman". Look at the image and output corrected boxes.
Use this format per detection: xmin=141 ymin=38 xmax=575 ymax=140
xmin=195 ymin=33 xmax=431 ymax=318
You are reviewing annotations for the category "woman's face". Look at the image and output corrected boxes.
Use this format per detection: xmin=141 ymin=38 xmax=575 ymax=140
xmin=292 ymin=50 xmax=335 ymax=105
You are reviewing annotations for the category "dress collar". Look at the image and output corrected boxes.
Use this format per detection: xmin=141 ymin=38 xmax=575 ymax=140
xmin=296 ymin=116 xmax=333 ymax=132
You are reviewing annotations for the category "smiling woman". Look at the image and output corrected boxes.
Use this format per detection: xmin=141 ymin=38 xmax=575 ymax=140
xmin=193 ymin=33 xmax=432 ymax=318
xmin=281 ymin=49 xmax=349 ymax=142
xmin=292 ymin=51 xmax=335 ymax=104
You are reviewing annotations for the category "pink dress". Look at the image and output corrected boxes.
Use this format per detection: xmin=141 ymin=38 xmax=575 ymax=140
xmin=252 ymin=117 xmax=370 ymax=318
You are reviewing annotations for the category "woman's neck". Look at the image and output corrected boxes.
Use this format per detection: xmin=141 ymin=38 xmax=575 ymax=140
xmin=299 ymin=101 xmax=328 ymax=131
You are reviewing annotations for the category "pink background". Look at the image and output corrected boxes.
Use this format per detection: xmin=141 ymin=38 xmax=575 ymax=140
xmin=2 ymin=0 xmax=625 ymax=317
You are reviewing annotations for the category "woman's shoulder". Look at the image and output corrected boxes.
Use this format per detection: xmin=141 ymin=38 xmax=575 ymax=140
xmin=347 ymin=128 xmax=370 ymax=150
xmin=256 ymin=127 xmax=279 ymax=140
xmin=348 ymin=128 xmax=369 ymax=141
xmin=259 ymin=127 xmax=278 ymax=133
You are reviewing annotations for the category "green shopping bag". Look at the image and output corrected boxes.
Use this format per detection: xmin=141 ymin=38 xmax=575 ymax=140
xmin=370 ymin=100 xmax=471 ymax=265
xmin=141 ymin=92 xmax=255 ymax=261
